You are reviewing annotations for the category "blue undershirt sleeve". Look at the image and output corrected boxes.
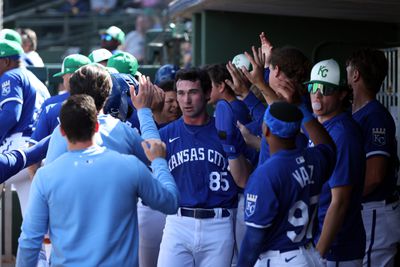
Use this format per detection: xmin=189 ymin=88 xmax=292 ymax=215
xmin=237 ymin=226 xmax=269 ymax=267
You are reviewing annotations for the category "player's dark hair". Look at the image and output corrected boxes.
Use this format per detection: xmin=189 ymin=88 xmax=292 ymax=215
xmin=158 ymin=80 xmax=175 ymax=92
xmin=60 ymin=94 xmax=97 ymax=143
xmin=270 ymin=47 xmax=311 ymax=85
xmin=69 ymin=64 xmax=112 ymax=112
xmin=346 ymin=48 xmax=388 ymax=94
xmin=205 ymin=64 xmax=234 ymax=95
xmin=174 ymin=67 xmax=212 ymax=96
xmin=269 ymin=101 xmax=303 ymax=123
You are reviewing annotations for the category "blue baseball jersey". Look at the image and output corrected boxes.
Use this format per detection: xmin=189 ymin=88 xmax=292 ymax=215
xmin=46 ymin=108 xmax=159 ymax=165
xmin=242 ymin=91 xmax=266 ymax=123
xmin=230 ymin=99 xmax=252 ymax=125
xmin=0 ymin=150 xmax=25 ymax=183
xmin=353 ymin=99 xmax=399 ymax=202
xmin=244 ymin=145 xmax=335 ymax=252
xmin=160 ymin=117 xmax=239 ymax=209
xmin=0 ymin=67 xmax=49 ymax=141
xmin=41 ymin=92 xmax=69 ymax=109
xmin=126 ymin=108 xmax=141 ymax=131
xmin=316 ymin=112 xmax=366 ymax=261
xmin=30 ymin=102 xmax=62 ymax=143
xmin=258 ymin=133 xmax=309 ymax=166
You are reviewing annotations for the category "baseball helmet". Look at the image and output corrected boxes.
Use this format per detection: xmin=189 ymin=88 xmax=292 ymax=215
xmin=154 ymin=64 xmax=180 ymax=85
xmin=103 ymin=73 xmax=139 ymax=121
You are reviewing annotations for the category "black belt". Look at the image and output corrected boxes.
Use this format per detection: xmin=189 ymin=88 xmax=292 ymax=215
xmin=179 ymin=208 xmax=230 ymax=219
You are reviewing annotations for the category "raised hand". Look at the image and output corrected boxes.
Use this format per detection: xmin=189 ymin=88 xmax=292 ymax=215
xmin=130 ymin=75 xmax=155 ymax=110
xmin=225 ymin=61 xmax=251 ymax=99
xmin=151 ymin=84 xmax=166 ymax=112
xmin=141 ymin=139 xmax=167 ymax=162
xmin=259 ymin=32 xmax=273 ymax=68
xmin=241 ymin=46 xmax=266 ymax=88
xmin=274 ymin=76 xmax=301 ymax=104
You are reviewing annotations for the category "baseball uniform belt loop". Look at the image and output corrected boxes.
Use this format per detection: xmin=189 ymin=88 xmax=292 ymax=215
xmin=179 ymin=207 xmax=230 ymax=219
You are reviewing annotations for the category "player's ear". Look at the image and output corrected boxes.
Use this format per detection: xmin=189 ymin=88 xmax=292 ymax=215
xmin=60 ymin=125 xmax=66 ymax=137
xmin=94 ymin=121 xmax=99 ymax=133
xmin=271 ymin=65 xmax=280 ymax=79
xmin=262 ymin=122 xmax=270 ymax=138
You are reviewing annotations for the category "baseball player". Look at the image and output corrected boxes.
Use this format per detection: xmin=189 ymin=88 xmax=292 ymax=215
xmin=44 ymin=64 xmax=162 ymax=165
xmin=88 ymin=48 xmax=112 ymax=66
xmin=137 ymin=64 xmax=181 ymax=267
xmin=27 ymin=54 xmax=93 ymax=178
xmin=0 ymin=39 xmax=50 ymax=215
xmin=347 ymin=48 xmax=400 ymax=267
xmin=30 ymin=54 xmax=91 ymax=143
xmin=206 ymin=63 xmax=252 ymax=125
xmin=100 ymin=25 xmax=125 ymax=54
xmin=17 ymin=94 xmax=179 ymax=267
xmin=238 ymin=101 xmax=336 ymax=267
xmin=306 ymin=59 xmax=366 ymax=266
xmin=0 ymin=28 xmax=36 ymax=67
xmin=106 ymin=51 xmax=143 ymax=130
xmin=157 ymin=67 xmax=245 ymax=267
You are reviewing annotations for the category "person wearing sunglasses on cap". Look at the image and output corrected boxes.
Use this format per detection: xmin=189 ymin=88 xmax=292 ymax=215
xmin=306 ymin=59 xmax=366 ymax=266
xmin=100 ymin=26 xmax=125 ymax=55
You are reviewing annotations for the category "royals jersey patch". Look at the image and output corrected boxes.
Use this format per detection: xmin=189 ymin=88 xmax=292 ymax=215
xmin=1 ymin=80 xmax=10 ymax=96
xmin=372 ymin=127 xmax=386 ymax=146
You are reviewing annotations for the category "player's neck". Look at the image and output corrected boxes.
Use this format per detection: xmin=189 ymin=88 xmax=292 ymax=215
xmin=67 ymin=138 xmax=95 ymax=151
xmin=269 ymin=139 xmax=296 ymax=156
xmin=352 ymin=88 xmax=374 ymax=113
xmin=183 ymin=112 xmax=209 ymax=125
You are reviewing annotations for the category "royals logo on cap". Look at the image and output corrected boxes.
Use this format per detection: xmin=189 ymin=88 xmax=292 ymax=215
xmin=245 ymin=193 xmax=258 ymax=217
xmin=305 ymin=59 xmax=342 ymax=88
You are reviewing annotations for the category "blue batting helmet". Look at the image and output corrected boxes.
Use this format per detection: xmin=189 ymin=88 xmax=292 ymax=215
xmin=103 ymin=73 xmax=138 ymax=122
xmin=154 ymin=64 xmax=180 ymax=85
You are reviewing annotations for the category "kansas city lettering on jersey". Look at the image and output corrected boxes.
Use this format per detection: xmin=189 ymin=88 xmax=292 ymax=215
xmin=168 ymin=147 xmax=227 ymax=171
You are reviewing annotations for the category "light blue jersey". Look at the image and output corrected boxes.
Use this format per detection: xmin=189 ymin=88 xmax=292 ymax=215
xmin=17 ymin=145 xmax=179 ymax=267
xmin=45 ymin=108 xmax=158 ymax=165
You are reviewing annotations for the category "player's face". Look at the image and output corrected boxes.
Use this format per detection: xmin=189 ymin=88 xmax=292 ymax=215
xmin=62 ymin=73 xmax=73 ymax=91
xmin=176 ymin=79 xmax=207 ymax=120
xmin=346 ymin=64 xmax=356 ymax=90
xmin=0 ymin=58 xmax=10 ymax=76
xmin=310 ymin=88 xmax=346 ymax=122
xmin=208 ymin=81 xmax=222 ymax=105
xmin=162 ymin=91 xmax=180 ymax=122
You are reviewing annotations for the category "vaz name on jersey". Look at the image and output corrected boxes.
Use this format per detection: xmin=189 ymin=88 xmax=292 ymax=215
xmin=292 ymin=156 xmax=314 ymax=188
xmin=168 ymin=147 xmax=227 ymax=171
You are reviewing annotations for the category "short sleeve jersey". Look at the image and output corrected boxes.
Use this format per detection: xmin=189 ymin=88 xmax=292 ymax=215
xmin=244 ymin=145 xmax=335 ymax=252
xmin=352 ymin=99 xmax=399 ymax=202
xmin=0 ymin=67 xmax=49 ymax=141
xmin=317 ymin=112 xmax=366 ymax=261
xmin=160 ymin=117 xmax=239 ymax=209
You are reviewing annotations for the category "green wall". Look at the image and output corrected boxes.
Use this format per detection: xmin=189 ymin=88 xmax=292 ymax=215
xmin=192 ymin=10 xmax=400 ymax=67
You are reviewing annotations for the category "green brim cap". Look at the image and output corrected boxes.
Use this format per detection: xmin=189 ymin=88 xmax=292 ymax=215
xmin=0 ymin=29 xmax=22 ymax=45
xmin=107 ymin=52 xmax=138 ymax=76
xmin=53 ymin=54 xmax=92 ymax=77
xmin=0 ymin=39 xmax=24 ymax=58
